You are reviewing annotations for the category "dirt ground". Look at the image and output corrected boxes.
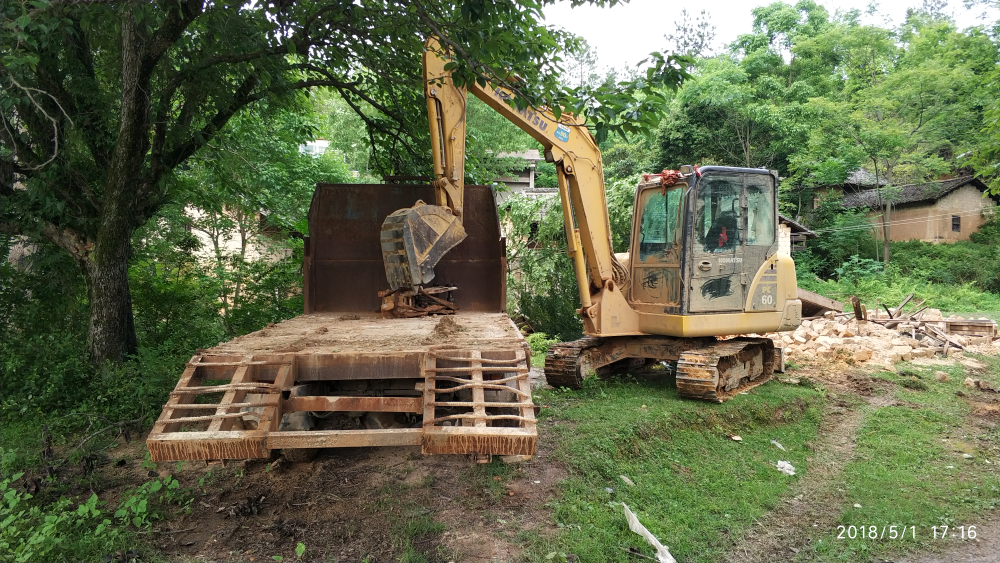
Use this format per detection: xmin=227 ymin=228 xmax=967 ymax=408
xmin=94 ymin=423 xmax=566 ymax=562
xmin=207 ymin=312 xmax=523 ymax=355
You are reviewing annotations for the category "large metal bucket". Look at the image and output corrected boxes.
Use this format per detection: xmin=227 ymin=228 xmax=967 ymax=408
xmin=303 ymin=184 xmax=506 ymax=313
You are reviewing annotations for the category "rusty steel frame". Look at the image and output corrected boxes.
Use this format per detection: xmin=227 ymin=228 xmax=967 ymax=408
xmin=303 ymin=184 xmax=505 ymax=315
xmin=147 ymin=183 xmax=532 ymax=461
xmin=147 ymin=342 xmax=535 ymax=461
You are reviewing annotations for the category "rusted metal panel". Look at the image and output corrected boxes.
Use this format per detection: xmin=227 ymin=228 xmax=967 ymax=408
xmin=305 ymin=184 xmax=504 ymax=313
xmin=285 ymin=396 xmax=423 ymax=413
xmin=422 ymin=427 xmax=537 ymax=456
xmin=148 ymin=432 xmax=269 ymax=462
xmin=294 ymin=352 xmax=424 ymax=381
xmin=269 ymin=429 xmax=423 ymax=449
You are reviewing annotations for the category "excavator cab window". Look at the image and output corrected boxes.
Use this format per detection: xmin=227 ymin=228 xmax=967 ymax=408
xmin=746 ymin=174 xmax=775 ymax=246
xmin=695 ymin=175 xmax=742 ymax=253
xmin=638 ymin=184 xmax=685 ymax=263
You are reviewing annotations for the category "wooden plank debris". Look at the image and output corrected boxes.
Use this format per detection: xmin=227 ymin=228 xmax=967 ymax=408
xmin=798 ymin=288 xmax=844 ymax=317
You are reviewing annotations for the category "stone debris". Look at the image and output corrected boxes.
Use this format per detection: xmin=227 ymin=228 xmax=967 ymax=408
xmin=755 ymin=303 xmax=998 ymax=370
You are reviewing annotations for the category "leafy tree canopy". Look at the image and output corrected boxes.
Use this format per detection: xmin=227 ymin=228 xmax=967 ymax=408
xmin=0 ymin=0 xmax=689 ymax=365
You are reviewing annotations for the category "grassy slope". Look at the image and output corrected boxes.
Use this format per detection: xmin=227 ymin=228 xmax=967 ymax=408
xmin=529 ymin=375 xmax=824 ymax=563
xmin=802 ymin=356 xmax=1000 ymax=561
xmin=531 ymin=353 xmax=999 ymax=563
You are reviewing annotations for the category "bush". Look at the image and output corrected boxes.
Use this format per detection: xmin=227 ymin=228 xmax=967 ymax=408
xmin=794 ymin=200 xmax=879 ymax=279
xmin=834 ymin=256 xmax=883 ymax=286
xmin=888 ymin=217 xmax=999 ymax=294
xmin=798 ymin=270 xmax=1000 ymax=314
xmin=1 ymin=448 xmax=185 ymax=563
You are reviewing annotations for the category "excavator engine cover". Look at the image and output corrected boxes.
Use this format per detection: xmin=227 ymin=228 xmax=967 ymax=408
xmin=380 ymin=201 xmax=467 ymax=290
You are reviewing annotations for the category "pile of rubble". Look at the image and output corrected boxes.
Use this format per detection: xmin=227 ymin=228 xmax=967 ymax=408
xmin=762 ymin=304 xmax=999 ymax=371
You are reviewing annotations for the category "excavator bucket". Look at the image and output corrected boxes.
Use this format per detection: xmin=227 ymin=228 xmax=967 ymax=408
xmin=380 ymin=201 xmax=467 ymax=290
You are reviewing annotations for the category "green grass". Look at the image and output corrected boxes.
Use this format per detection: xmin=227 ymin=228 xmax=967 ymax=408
xmin=798 ymin=356 xmax=1000 ymax=561
xmin=371 ymin=482 xmax=448 ymax=563
xmin=466 ymin=456 xmax=520 ymax=500
xmin=0 ymin=415 xmax=47 ymax=473
xmin=530 ymin=376 xmax=825 ymax=563
xmin=799 ymin=275 xmax=1000 ymax=314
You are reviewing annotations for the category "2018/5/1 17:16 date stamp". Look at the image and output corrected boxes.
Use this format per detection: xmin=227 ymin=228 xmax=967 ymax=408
xmin=835 ymin=525 xmax=979 ymax=540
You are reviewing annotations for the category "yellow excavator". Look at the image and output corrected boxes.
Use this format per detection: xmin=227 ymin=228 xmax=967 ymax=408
xmin=382 ymin=38 xmax=802 ymax=402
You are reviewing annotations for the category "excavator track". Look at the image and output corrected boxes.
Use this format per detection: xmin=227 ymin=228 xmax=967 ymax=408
xmin=544 ymin=336 xmax=776 ymax=402
xmin=676 ymin=338 xmax=777 ymax=403
xmin=543 ymin=337 xmax=602 ymax=389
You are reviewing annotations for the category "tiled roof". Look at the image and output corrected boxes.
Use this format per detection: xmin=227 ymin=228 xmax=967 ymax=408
xmin=841 ymin=177 xmax=990 ymax=208
xmin=845 ymin=168 xmax=886 ymax=186
xmin=778 ymin=214 xmax=817 ymax=238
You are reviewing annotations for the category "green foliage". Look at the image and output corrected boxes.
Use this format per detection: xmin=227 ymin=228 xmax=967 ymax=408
xmin=113 ymin=476 xmax=185 ymax=529
xmin=0 ymin=248 xmax=88 ymax=412
xmin=2 ymin=91 xmax=330 ymax=429
xmin=502 ymin=175 xmax=637 ymax=339
xmin=0 ymin=479 xmax=118 ymax=563
xmin=797 ymin=215 xmax=1000 ymax=308
xmin=799 ymin=270 xmax=1000 ymax=314
xmin=526 ymin=332 xmax=560 ymax=365
xmin=788 ymin=198 xmax=879 ymax=279
xmin=656 ymin=1 xmax=996 ymax=193
xmin=0 ymin=453 xmax=184 ymax=563
xmin=600 ymin=135 xmax=658 ymax=183
xmin=834 ymin=255 xmax=883 ymax=286
xmin=2 ymin=0 xmax=691 ymax=366
xmin=889 ymin=223 xmax=1000 ymax=294
xmin=526 ymin=332 xmax=560 ymax=356
xmin=502 ymin=193 xmax=583 ymax=340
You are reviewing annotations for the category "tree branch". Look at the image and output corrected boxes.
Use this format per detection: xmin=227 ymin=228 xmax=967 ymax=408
xmin=141 ymin=0 xmax=205 ymax=83
xmin=4 ymin=74 xmax=74 ymax=170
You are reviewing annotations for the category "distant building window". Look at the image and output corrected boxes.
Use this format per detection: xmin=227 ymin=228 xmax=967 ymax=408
xmin=952 ymin=215 xmax=961 ymax=232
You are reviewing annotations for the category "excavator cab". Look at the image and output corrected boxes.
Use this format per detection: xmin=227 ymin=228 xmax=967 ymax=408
xmin=629 ymin=166 xmax=780 ymax=315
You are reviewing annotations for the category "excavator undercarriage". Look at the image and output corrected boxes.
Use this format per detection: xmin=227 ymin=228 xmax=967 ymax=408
xmin=545 ymin=336 xmax=778 ymax=402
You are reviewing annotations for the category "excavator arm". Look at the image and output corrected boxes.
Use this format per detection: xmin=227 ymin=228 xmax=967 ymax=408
xmin=383 ymin=37 xmax=624 ymax=312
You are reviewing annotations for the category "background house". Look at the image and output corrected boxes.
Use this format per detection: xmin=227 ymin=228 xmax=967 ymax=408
xmin=840 ymin=176 xmax=998 ymax=243
xmin=494 ymin=149 xmax=545 ymax=202
xmin=811 ymin=168 xmax=886 ymax=209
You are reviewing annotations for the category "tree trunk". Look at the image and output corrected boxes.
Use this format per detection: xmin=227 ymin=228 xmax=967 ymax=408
xmin=83 ymin=7 xmax=148 ymax=365
xmin=882 ymin=200 xmax=891 ymax=264
xmin=83 ymin=235 xmax=139 ymax=364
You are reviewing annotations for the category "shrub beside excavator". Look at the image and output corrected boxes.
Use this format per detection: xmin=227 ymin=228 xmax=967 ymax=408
xmin=147 ymin=38 xmax=801 ymax=463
